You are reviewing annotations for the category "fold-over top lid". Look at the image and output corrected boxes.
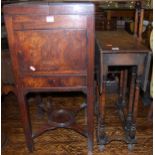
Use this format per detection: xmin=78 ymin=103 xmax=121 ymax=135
xmin=3 ymin=2 xmax=95 ymax=15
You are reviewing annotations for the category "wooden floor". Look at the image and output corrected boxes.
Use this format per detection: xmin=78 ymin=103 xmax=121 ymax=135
xmin=2 ymin=92 xmax=152 ymax=155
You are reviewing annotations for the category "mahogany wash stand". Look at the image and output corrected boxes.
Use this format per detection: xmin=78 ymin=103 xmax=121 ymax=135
xmin=3 ymin=2 xmax=95 ymax=153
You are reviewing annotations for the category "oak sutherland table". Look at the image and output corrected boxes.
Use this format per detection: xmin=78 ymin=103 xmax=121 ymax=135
xmin=95 ymin=23 xmax=151 ymax=151
xmin=3 ymin=2 xmax=95 ymax=153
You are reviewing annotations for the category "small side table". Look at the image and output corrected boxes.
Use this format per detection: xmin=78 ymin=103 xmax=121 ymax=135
xmin=95 ymin=30 xmax=152 ymax=150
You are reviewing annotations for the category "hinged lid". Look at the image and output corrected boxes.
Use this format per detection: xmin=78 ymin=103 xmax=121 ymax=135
xmin=3 ymin=2 xmax=95 ymax=15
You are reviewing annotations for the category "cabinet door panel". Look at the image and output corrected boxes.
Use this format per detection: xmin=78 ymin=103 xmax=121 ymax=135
xmin=15 ymin=29 xmax=87 ymax=75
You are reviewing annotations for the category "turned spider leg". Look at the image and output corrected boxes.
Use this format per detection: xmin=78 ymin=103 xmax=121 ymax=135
xmin=117 ymin=69 xmax=128 ymax=123
xmin=120 ymin=69 xmax=128 ymax=119
xmin=133 ymin=80 xmax=140 ymax=125
xmin=94 ymin=81 xmax=99 ymax=115
xmin=117 ymin=70 xmax=125 ymax=108
xmin=125 ymin=67 xmax=137 ymax=150
xmin=122 ymin=70 xmax=128 ymax=107
xmin=97 ymin=75 xmax=108 ymax=151
xmin=119 ymin=70 xmax=124 ymax=100
xmin=118 ymin=69 xmax=128 ymax=108
xmin=99 ymin=79 xmax=106 ymax=128
xmin=127 ymin=67 xmax=136 ymax=120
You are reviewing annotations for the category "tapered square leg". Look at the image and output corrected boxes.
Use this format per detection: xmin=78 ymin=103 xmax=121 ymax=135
xmin=17 ymin=92 xmax=34 ymax=152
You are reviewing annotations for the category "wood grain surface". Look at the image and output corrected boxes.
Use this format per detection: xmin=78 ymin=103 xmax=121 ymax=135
xmin=96 ymin=30 xmax=149 ymax=52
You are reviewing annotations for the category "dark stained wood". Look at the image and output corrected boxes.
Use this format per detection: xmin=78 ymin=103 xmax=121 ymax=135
xmin=1 ymin=50 xmax=14 ymax=85
xmin=95 ymin=0 xmax=152 ymax=149
xmin=99 ymin=81 xmax=106 ymax=119
xmin=2 ymin=84 xmax=16 ymax=96
xmin=106 ymin=9 xmax=135 ymax=18
xmin=103 ymin=9 xmax=152 ymax=20
xmin=13 ymin=15 xmax=87 ymax=30
xmin=147 ymin=102 xmax=153 ymax=122
xmin=122 ymin=70 xmax=128 ymax=98
xmin=3 ymin=2 xmax=49 ymax=15
xmin=22 ymin=76 xmax=86 ymax=88
xmin=3 ymin=2 xmax=95 ymax=15
xmin=95 ymin=42 xmax=151 ymax=149
xmin=96 ymin=30 xmax=149 ymax=52
xmin=15 ymin=30 xmax=87 ymax=74
xmin=128 ymin=68 xmax=136 ymax=114
xmin=134 ymin=9 xmax=138 ymax=37
xmin=3 ymin=2 xmax=95 ymax=153
xmin=139 ymin=8 xmax=144 ymax=41
xmin=133 ymin=80 xmax=140 ymax=123
xmin=96 ymin=31 xmax=151 ymax=91
xmin=119 ymin=70 xmax=124 ymax=98
xmin=86 ymin=15 xmax=95 ymax=152
xmin=95 ymin=3 xmax=152 ymax=32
